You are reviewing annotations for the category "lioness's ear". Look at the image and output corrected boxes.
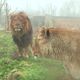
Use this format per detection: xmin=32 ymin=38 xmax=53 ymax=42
xmin=46 ymin=29 xmax=50 ymax=37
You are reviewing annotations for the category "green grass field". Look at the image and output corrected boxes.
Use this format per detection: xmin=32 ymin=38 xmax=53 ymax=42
xmin=0 ymin=31 xmax=71 ymax=80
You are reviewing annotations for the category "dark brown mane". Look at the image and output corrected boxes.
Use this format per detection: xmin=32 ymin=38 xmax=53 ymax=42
xmin=10 ymin=12 xmax=33 ymax=58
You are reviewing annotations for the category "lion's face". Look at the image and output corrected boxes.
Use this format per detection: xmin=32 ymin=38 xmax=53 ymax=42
xmin=10 ymin=12 xmax=31 ymax=36
xmin=12 ymin=18 xmax=23 ymax=32
xmin=11 ymin=15 xmax=25 ymax=33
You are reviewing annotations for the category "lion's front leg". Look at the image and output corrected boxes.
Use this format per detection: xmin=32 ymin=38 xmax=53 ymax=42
xmin=23 ymin=47 xmax=29 ymax=58
xmin=18 ymin=47 xmax=24 ymax=57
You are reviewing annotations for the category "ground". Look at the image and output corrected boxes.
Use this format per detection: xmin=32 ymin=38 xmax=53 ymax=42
xmin=0 ymin=31 xmax=72 ymax=80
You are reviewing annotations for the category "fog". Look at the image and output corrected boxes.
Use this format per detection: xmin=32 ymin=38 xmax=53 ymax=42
xmin=0 ymin=0 xmax=80 ymax=30
xmin=6 ymin=0 xmax=80 ymax=16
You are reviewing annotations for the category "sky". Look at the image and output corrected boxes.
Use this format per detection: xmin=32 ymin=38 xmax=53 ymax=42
xmin=6 ymin=0 xmax=68 ymax=12
xmin=6 ymin=0 xmax=80 ymax=15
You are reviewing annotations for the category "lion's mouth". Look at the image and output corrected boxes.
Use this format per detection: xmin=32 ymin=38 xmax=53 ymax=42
xmin=14 ymin=25 xmax=23 ymax=32
xmin=14 ymin=28 xmax=22 ymax=31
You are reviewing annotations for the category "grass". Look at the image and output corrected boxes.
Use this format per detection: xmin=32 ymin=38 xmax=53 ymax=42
xmin=0 ymin=31 xmax=70 ymax=80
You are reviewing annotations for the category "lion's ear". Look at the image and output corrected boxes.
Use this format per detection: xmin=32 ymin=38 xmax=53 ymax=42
xmin=9 ymin=12 xmax=16 ymax=20
xmin=10 ymin=15 xmax=15 ymax=20
xmin=19 ymin=12 xmax=28 ymax=19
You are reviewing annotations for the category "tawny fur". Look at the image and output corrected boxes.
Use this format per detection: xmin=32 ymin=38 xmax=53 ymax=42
xmin=35 ymin=27 xmax=80 ymax=79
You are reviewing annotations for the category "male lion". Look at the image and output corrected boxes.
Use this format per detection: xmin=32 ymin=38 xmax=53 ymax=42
xmin=10 ymin=12 xmax=33 ymax=58
xmin=35 ymin=27 xmax=80 ymax=80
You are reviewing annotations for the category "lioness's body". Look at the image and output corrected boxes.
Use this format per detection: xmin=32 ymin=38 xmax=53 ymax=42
xmin=35 ymin=27 xmax=80 ymax=79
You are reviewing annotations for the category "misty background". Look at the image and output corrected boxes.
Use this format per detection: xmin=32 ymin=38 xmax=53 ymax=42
xmin=0 ymin=0 xmax=80 ymax=31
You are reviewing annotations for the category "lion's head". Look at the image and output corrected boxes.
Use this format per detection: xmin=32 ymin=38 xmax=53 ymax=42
xmin=10 ymin=12 xmax=32 ymax=37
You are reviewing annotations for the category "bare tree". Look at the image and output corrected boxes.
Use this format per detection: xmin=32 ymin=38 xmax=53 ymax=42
xmin=5 ymin=3 xmax=10 ymax=31
xmin=0 ymin=0 xmax=5 ymax=19
xmin=44 ymin=5 xmax=56 ymax=27
xmin=60 ymin=0 xmax=80 ymax=17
